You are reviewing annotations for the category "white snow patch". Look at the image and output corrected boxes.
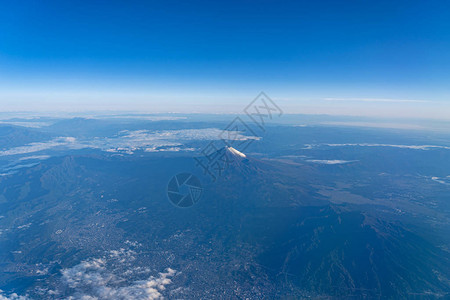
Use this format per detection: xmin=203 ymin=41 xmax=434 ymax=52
xmin=226 ymin=147 xmax=246 ymax=158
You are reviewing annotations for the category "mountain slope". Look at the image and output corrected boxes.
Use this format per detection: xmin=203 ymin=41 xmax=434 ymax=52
xmin=203 ymin=149 xmax=450 ymax=298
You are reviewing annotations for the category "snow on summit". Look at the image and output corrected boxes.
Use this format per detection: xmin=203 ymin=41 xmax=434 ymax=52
xmin=226 ymin=146 xmax=246 ymax=158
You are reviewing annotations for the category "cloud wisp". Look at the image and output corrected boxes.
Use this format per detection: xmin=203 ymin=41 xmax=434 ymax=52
xmin=0 ymin=137 xmax=81 ymax=156
xmin=322 ymin=97 xmax=430 ymax=103
xmin=305 ymin=143 xmax=450 ymax=151
xmin=306 ymin=159 xmax=358 ymax=165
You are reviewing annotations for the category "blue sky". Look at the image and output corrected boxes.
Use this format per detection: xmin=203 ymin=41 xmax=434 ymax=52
xmin=1 ymin=0 xmax=449 ymax=118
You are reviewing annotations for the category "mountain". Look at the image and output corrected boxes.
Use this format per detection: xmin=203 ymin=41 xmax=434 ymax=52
xmin=0 ymin=125 xmax=449 ymax=298
xmin=0 ymin=125 xmax=51 ymax=149
xmin=199 ymin=148 xmax=450 ymax=298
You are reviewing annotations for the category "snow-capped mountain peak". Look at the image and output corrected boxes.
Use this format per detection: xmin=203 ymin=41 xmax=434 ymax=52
xmin=226 ymin=146 xmax=246 ymax=158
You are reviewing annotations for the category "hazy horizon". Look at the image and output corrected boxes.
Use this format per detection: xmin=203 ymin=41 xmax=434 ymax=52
xmin=1 ymin=1 xmax=449 ymax=119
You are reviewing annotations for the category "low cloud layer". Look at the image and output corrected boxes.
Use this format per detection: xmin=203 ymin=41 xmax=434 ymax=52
xmin=0 ymin=128 xmax=260 ymax=157
xmin=0 ymin=137 xmax=80 ymax=156
xmin=62 ymin=259 xmax=176 ymax=300
xmin=0 ymin=291 xmax=29 ymax=300
xmin=2 ymin=246 xmax=178 ymax=300
xmin=61 ymin=247 xmax=177 ymax=300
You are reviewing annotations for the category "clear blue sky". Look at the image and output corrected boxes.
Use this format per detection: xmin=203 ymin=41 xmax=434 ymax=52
xmin=1 ymin=0 xmax=449 ymax=118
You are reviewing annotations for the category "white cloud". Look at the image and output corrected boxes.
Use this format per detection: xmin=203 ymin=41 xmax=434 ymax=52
xmin=0 ymin=137 xmax=82 ymax=156
xmin=117 ymin=128 xmax=258 ymax=142
xmin=431 ymin=176 xmax=450 ymax=185
xmin=62 ymin=257 xmax=176 ymax=300
xmin=18 ymin=155 xmax=51 ymax=161
xmin=306 ymin=159 xmax=357 ymax=165
xmin=0 ymin=291 xmax=30 ymax=300
xmin=319 ymin=121 xmax=425 ymax=130
xmin=4 ymin=163 xmax=39 ymax=172
xmin=0 ymin=243 xmax=178 ymax=300
xmin=323 ymin=97 xmax=430 ymax=103
xmin=0 ymin=121 xmax=53 ymax=128
xmin=95 ymin=116 xmax=187 ymax=121
xmin=17 ymin=223 xmax=32 ymax=230
xmin=0 ymin=128 xmax=260 ymax=157
xmin=305 ymin=143 xmax=450 ymax=150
